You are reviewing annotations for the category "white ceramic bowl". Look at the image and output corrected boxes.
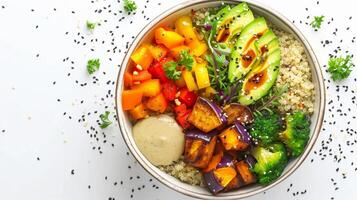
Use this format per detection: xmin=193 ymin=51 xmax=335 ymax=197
xmin=115 ymin=0 xmax=325 ymax=199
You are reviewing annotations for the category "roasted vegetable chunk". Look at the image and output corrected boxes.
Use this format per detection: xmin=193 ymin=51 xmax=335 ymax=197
xmin=188 ymin=97 xmax=226 ymax=132
xmin=235 ymin=160 xmax=256 ymax=185
xmin=223 ymin=103 xmax=253 ymax=125
xmin=218 ymin=122 xmax=251 ymax=151
xmin=184 ymin=136 xmax=217 ymax=168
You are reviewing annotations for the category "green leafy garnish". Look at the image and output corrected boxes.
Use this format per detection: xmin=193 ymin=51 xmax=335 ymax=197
xmin=253 ymin=84 xmax=288 ymax=115
xmin=164 ymin=61 xmax=181 ymax=80
xmin=87 ymin=59 xmax=100 ymax=75
xmin=310 ymin=15 xmax=324 ymax=29
xmin=328 ymin=55 xmax=354 ymax=81
xmin=86 ymin=21 xmax=96 ymax=30
xmin=123 ymin=0 xmax=137 ymax=12
xmin=100 ymin=111 xmax=112 ymax=129
xmin=177 ymin=50 xmax=194 ymax=71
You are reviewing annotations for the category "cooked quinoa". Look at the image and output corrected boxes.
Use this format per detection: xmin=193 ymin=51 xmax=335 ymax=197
xmin=274 ymin=28 xmax=315 ymax=114
xmin=158 ymin=156 xmax=204 ymax=186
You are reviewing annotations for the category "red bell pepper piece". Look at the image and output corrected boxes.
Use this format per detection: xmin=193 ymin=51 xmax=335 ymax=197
xmin=147 ymin=57 xmax=172 ymax=83
xmin=179 ymin=88 xmax=198 ymax=107
xmin=162 ymin=81 xmax=177 ymax=101
xmin=174 ymin=103 xmax=187 ymax=116
xmin=176 ymin=109 xmax=192 ymax=129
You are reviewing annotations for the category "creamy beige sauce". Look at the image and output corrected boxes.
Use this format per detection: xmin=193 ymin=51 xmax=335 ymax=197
xmin=133 ymin=114 xmax=185 ymax=166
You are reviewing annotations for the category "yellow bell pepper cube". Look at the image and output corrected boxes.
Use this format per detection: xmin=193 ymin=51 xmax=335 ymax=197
xmin=175 ymin=15 xmax=198 ymax=44
xmin=188 ymin=39 xmax=208 ymax=57
xmin=169 ymin=45 xmax=190 ymax=59
xmin=194 ymin=63 xmax=210 ymax=89
xmin=147 ymin=44 xmax=168 ymax=60
xmin=130 ymin=45 xmax=153 ymax=70
xmin=182 ymin=70 xmax=198 ymax=91
xmin=155 ymin=27 xmax=185 ymax=49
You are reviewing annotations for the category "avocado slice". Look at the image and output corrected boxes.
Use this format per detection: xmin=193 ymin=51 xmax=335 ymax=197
xmin=228 ymin=17 xmax=269 ymax=82
xmin=215 ymin=3 xmax=254 ymax=44
xmin=238 ymin=49 xmax=281 ymax=105
xmin=255 ymin=30 xmax=279 ymax=55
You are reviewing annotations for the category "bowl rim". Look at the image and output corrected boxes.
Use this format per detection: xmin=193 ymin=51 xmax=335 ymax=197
xmin=115 ymin=0 xmax=326 ymax=199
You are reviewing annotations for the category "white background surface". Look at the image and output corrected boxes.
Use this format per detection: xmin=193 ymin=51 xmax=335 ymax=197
xmin=0 ymin=0 xmax=356 ymax=199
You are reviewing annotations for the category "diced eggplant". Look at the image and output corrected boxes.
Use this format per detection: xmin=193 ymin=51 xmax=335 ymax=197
xmin=213 ymin=167 xmax=237 ymax=188
xmin=203 ymin=171 xmax=224 ymax=194
xmin=188 ymin=97 xmax=227 ymax=132
xmin=184 ymin=136 xmax=217 ymax=168
xmin=223 ymin=103 xmax=253 ymax=125
xmin=217 ymin=154 xmax=235 ymax=168
xmin=235 ymin=159 xmax=257 ymax=186
xmin=218 ymin=122 xmax=251 ymax=151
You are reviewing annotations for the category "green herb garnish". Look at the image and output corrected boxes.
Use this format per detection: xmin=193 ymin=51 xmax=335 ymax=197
xmin=253 ymin=84 xmax=288 ymax=115
xmin=164 ymin=61 xmax=181 ymax=80
xmin=123 ymin=0 xmax=137 ymax=12
xmin=328 ymin=55 xmax=354 ymax=81
xmin=177 ymin=50 xmax=194 ymax=71
xmin=86 ymin=21 xmax=96 ymax=30
xmin=87 ymin=59 xmax=100 ymax=75
xmin=310 ymin=15 xmax=324 ymax=29
xmin=100 ymin=111 xmax=112 ymax=129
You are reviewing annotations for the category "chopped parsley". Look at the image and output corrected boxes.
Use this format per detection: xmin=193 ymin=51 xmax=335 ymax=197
xmin=87 ymin=59 xmax=100 ymax=75
xmin=177 ymin=50 xmax=194 ymax=71
xmin=328 ymin=55 xmax=354 ymax=81
xmin=86 ymin=21 xmax=96 ymax=30
xmin=100 ymin=111 xmax=112 ymax=129
xmin=164 ymin=61 xmax=181 ymax=80
xmin=310 ymin=15 xmax=324 ymax=29
xmin=123 ymin=0 xmax=137 ymax=12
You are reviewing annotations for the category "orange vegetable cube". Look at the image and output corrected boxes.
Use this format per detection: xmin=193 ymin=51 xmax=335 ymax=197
xmin=218 ymin=126 xmax=249 ymax=151
xmin=188 ymin=39 xmax=207 ymax=57
xmin=213 ymin=167 xmax=237 ymax=188
xmin=122 ymin=89 xmax=143 ymax=110
xmin=146 ymin=92 xmax=168 ymax=113
xmin=130 ymin=45 xmax=154 ymax=70
xmin=235 ymin=160 xmax=256 ymax=185
xmin=169 ymin=45 xmax=190 ymax=58
xmin=147 ymin=44 xmax=168 ymax=60
xmin=184 ymin=136 xmax=217 ymax=168
xmin=124 ymin=72 xmax=133 ymax=88
xmin=155 ymin=27 xmax=184 ymax=49
xmin=129 ymin=104 xmax=148 ymax=120
xmin=132 ymin=79 xmax=161 ymax=97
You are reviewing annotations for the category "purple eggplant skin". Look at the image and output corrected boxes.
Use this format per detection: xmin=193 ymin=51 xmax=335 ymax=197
xmin=199 ymin=97 xmax=228 ymax=125
xmin=223 ymin=103 xmax=254 ymax=125
xmin=233 ymin=121 xmax=252 ymax=144
xmin=245 ymin=155 xmax=257 ymax=169
xmin=185 ymin=128 xmax=219 ymax=143
xmin=217 ymin=154 xmax=234 ymax=168
xmin=203 ymin=171 xmax=224 ymax=194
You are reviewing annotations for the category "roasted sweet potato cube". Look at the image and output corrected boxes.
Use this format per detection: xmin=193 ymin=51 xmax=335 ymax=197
xmin=184 ymin=136 xmax=217 ymax=168
xmin=213 ymin=167 xmax=237 ymax=188
xmin=236 ymin=160 xmax=257 ymax=185
xmin=188 ymin=98 xmax=223 ymax=132
xmin=223 ymin=103 xmax=253 ymax=125
xmin=224 ymin=176 xmax=243 ymax=192
xmin=218 ymin=126 xmax=249 ymax=151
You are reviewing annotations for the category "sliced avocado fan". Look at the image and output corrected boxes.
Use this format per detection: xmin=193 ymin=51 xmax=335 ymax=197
xmin=228 ymin=17 xmax=269 ymax=83
xmin=215 ymin=2 xmax=254 ymax=46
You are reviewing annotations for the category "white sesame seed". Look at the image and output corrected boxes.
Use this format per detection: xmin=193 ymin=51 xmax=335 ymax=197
xmin=133 ymin=71 xmax=139 ymax=76
xmin=174 ymin=99 xmax=181 ymax=106
xmin=133 ymin=81 xmax=141 ymax=85
xmin=136 ymin=64 xmax=143 ymax=71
